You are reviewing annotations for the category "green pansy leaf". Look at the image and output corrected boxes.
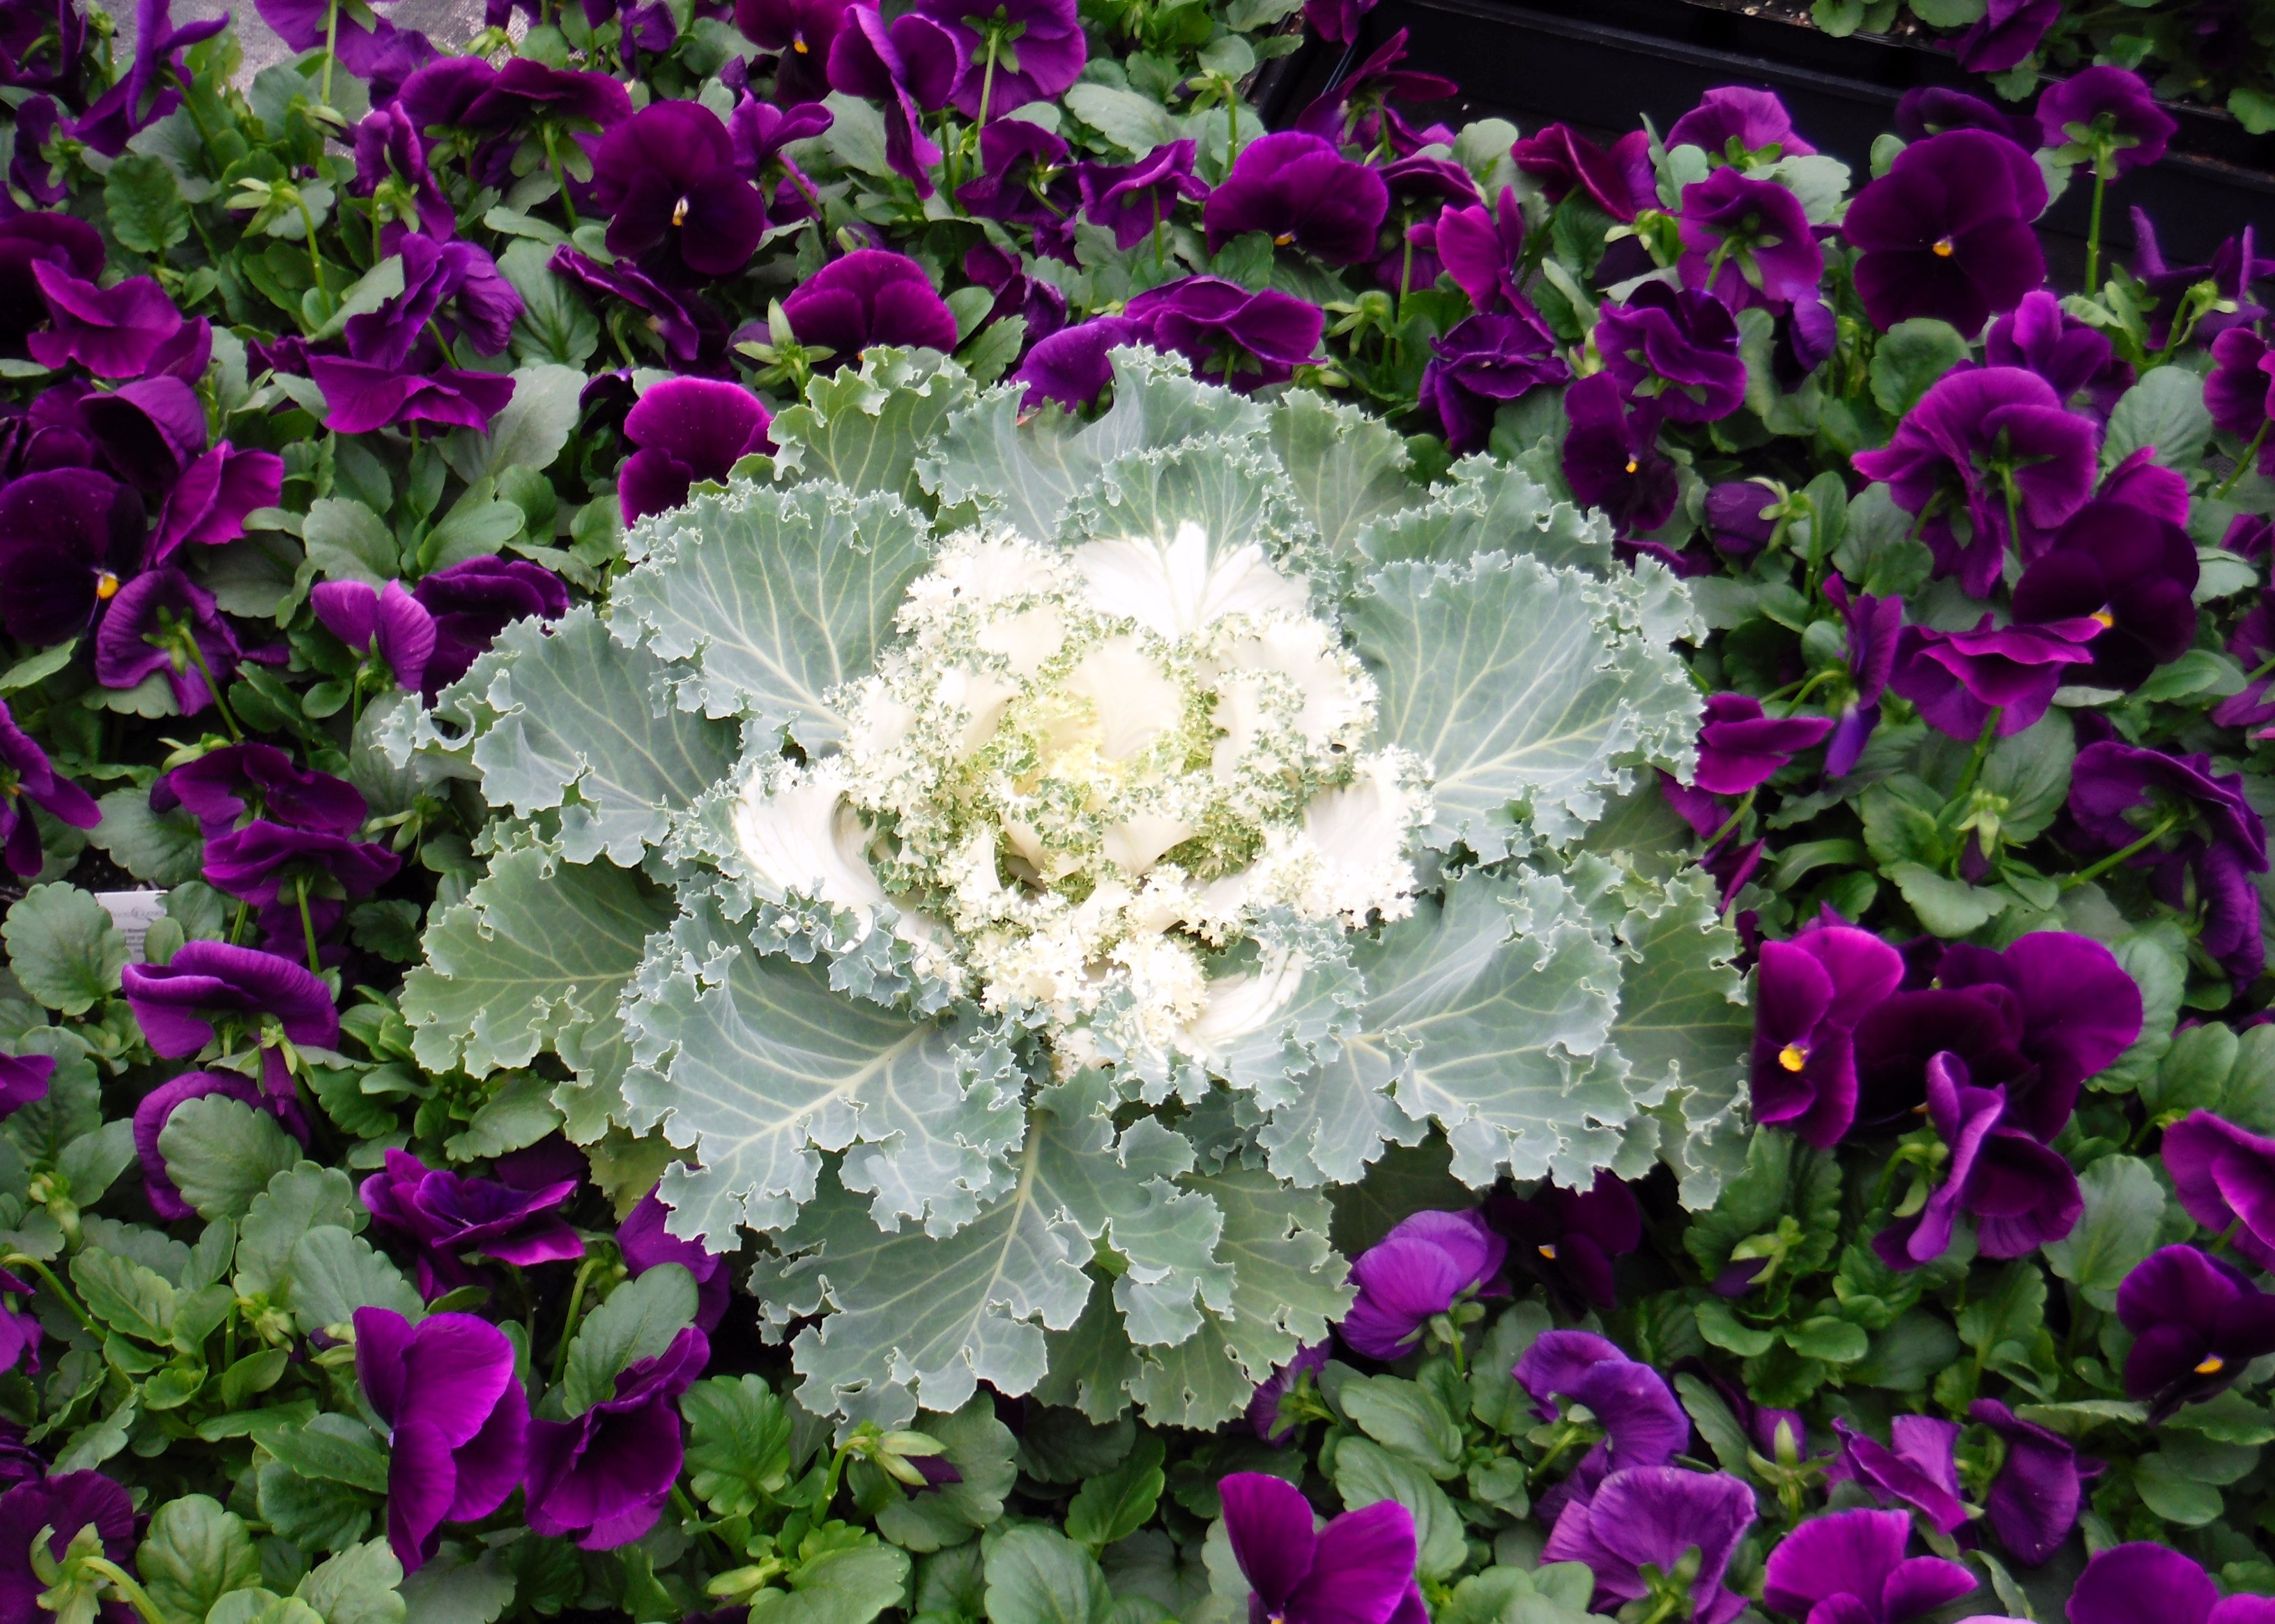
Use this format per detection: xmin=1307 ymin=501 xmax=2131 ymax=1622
xmin=1331 ymin=1438 xmax=1466 ymax=1581
xmin=682 ymin=1373 xmax=797 ymax=1517
xmin=296 ymin=1538 xmax=408 ymax=1624
xmin=981 ymin=1526 xmax=1110 ymax=1624
xmin=2043 ymin=1154 xmax=2166 ymax=1308
xmin=236 ymin=1163 xmax=363 ymax=1302
xmin=84 ymin=789 xmax=203 ymax=884
xmin=3 ymin=884 xmax=127 ymax=1016
xmin=159 ymin=1096 xmax=302 ymax=1222
xmin=562 ymin=1263 xmax=696 ymax=1416
xmin=286 ymin=1227 xmax=422 ymax=1335
xmin=873 ymin=1391 xmax=1019 ymax=1552
xmin=750 ymin=1540 xmax=911 ymax=1624
xmin=137 ymin=1494 xmax=261 ymax=1624
xmin=1062 ymin=1430 xmax=1165 ymax=1551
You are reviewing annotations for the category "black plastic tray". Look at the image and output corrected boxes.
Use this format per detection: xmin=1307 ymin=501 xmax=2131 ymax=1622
xmin=1257 ymin=0 xmax=2275 ymax=274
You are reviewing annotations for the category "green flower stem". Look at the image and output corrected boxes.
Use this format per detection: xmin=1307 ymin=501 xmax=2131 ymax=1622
xmin=1704 ymin=790 xmax=1756 ymax=853
xmin=2219 ymin=420 xmax=2270 ymax=499
xmin=549 ymin=1253 xmax=604 ymax=1385
xmin=2061 ymin=811 xmax=2182 ymax=891
xmin=2083 ymin=157 xmax=2107 ymax=296
xmin=976 ymin=29 xmax=1000 ymax=129
xmin=321 ymin=0 xmax=339 ymax=107
xmin=296 ymin=874 xmax=320 ymax=976
xmin=177 ymin=632 xmax=243 ymax=742
xmin=2 ymin=1255 xmax=98 ymax=1337
xmin=82 ymin=1559 xmax=171 ymax=1624
xmin=544 ymin=126 xmax=580 ymax=230
xmin=1948 ymin=712 xmax=2000 ymax=807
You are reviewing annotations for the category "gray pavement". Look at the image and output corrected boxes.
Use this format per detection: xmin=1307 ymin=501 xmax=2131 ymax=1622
xmin=110 ymin=0 xmax=493 ymax=81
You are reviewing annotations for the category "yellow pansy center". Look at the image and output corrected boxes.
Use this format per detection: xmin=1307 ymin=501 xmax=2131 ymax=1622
xmin=1777 ymin=1044 xmax=1807 ymax=1073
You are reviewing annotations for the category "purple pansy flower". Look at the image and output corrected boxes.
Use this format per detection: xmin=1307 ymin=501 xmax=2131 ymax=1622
xmin=965 ymin=243 xmax=1066 ymax=342
xmin=152 ymin=444 xmax=286 ymax=563
xmin=1955 ymin=0 xmax=2058 ymax=72
xmin=827 ymin=6 xmax=960 ymax=194
xmin=957 ymin=119 xmax=1071 ymax=227
xmin=1430 ymin=188 xmax=1526 ymax=315
xmin=203 ymin=820 xmax=398 ymax=911
xmin=313 ymin=581 xmax=438 ymax=694
xmin=1012 ymin=316 xmax=1144 ymax=411
xmin=122 ymin=940 xmax=339 ymax=1105
xmin=353 ymin=100 xmax=454 ymax=241
xmin=526 ymin=1324 xmax=708 ymax=1549
xmin=310 ymin=358 xmax=516 ymax=436
xmin=0 ymin=696 xmax=98 ymax=878
xmin=2037 ymin=66 xmax=2177 ymax=175
xmin=590 ymin=101 xmax=772 ymax=278
xmin=135 ymin=1070 xmax=309 ymax=1221
xmin=2068 ymin=741 xmax=2271 ymax=985
xmin=2131 ymin=212 xmax=2273 ymax=348
xmin=0 ymin=215 xmax=104 ymax=360
xmin=1076 ymin=140 xmax=1207 ymax=252
xmin=1704 ymin=481 xmax=1777 ymax=557
xmin=1219 ymin=1473 xmax=1421 ymax=1624
xmin=1595 ymin=283 xmax=1746 ymax=424
xmin=1561 ymin=373 xmax=1677 ymax=535
xmin=0 ymin=1472 xmax=136 ymax=1622
xmin=1889 ymin=615 xmax=2098 ymax=740
xmin=735 ymin=0 xmax=854 ymax=102
xmin=27 ymin=263 xmax=183 ymax=378
xmin=1828 ymin=1416 xmax=1970 ymax=1535
xmin=1824 ymin=578 xmax=1902 ymax=778
xmin=2216 ymin=583 xmax=2275 ymax=733
xmin=1289 ymin=30 xmax=1457 ymax=153
xmin=2117 ymin=1245 xmax=2275 ymax=1420
xmin=71 ymin=0 xmax=223 ymax=155
xmin=412 ymin=556 xmax=571 ymax=698
xmin=1852 ymin=932 xmax=2140 ymax=1140
xmin=93 ymin=567 xmax=265 ymax=716
xmin=362 ymin=1148 xmax=585 ymax=1299
xmin=729 ymin=95 xmax=832 ymax=222
xmin=1301 ymin=0 xmax=1372 ymax=44
xmin=617 ymin=378 xmax=774 ymax=526
xmin=1761 ymin=1509 xmax=1976 ymax=1624
xmin=617 ymin=1188 xmax=728 ymax=1333
xmin=1542 ymin=1468 xmax=1756 ymax=1624
xmin=2067 ymin=1543 xmax=2275 ymax=1624
xmin=1338 ymin=1209 xmax=1505 ymax=1361
xmin=1667 ymin=86 xmax=1815 ymax=160
xmin=81 ymin=374 xmax=208 ymax=492
xmin=1970 ymin=1399 xmax=2090 ymax=1567
xmin=0 ymin=1052 xmax=49 ymax=1124
xmin=1844 ymin=130 xmax=2047 ymax=335
xmin=1510 ymin=123 xmax=1641 ymax=222
xmin=1677 ymin=167 xmax=1821 ymax=311
xmin=1851 ymin=367 xmax=2101 ymax=597
xmin=1693 ymin=694 xmax=1834 ymax=795
xmin=2010 ymin=498 xmax=2197 ymax=691
xmin=1895 ymin=86 xmax=2041 ymax=146
xmin=2165 ymin=1111 xmax=2275 ymax=1271
xmin=782 ymin=248 xmax=958 ymax=360
xmin=1986 ymin=290 xmax=2131 ymax=420
xmin=1515 ymin=1331 xmax=1688 ymax=1518
xmin=1202 ymin=132 xmax=1388 ymax=266
xmin=1483 ymin=1170 xmax=1641 ymax=1314
xmin=2206 ymin=326 xmax=2275 ymax=471
xmin=915 ymin=0 xmax=1084 ymax=120
xmin=356 ymin=1307 xmax=530 ymax=1573
xmin=1873 ymin=1052 xmax=2082 ymax=1268
xmin=0 ymin=1271 xmax=39 ymax=1380
xmin=1247 ymin=1342 xmax=1329 ymax=1446
xmin=153 ymin=743 xmax=367 ymax=839
xmin=0 ymin=468 xmax=146 ymax=648
xmin=1418 ymin=308 xmax=1568 ymax=454
xmin=1750 ymin=917 xmax=1904 ymax=1148
xmin=345 ymin=235 xmax=521 ymax=372
xmin=1123 ymin=277 xmax=1324 ymax=393
xmin=549 ymin=248 xmax=726 ymax=369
